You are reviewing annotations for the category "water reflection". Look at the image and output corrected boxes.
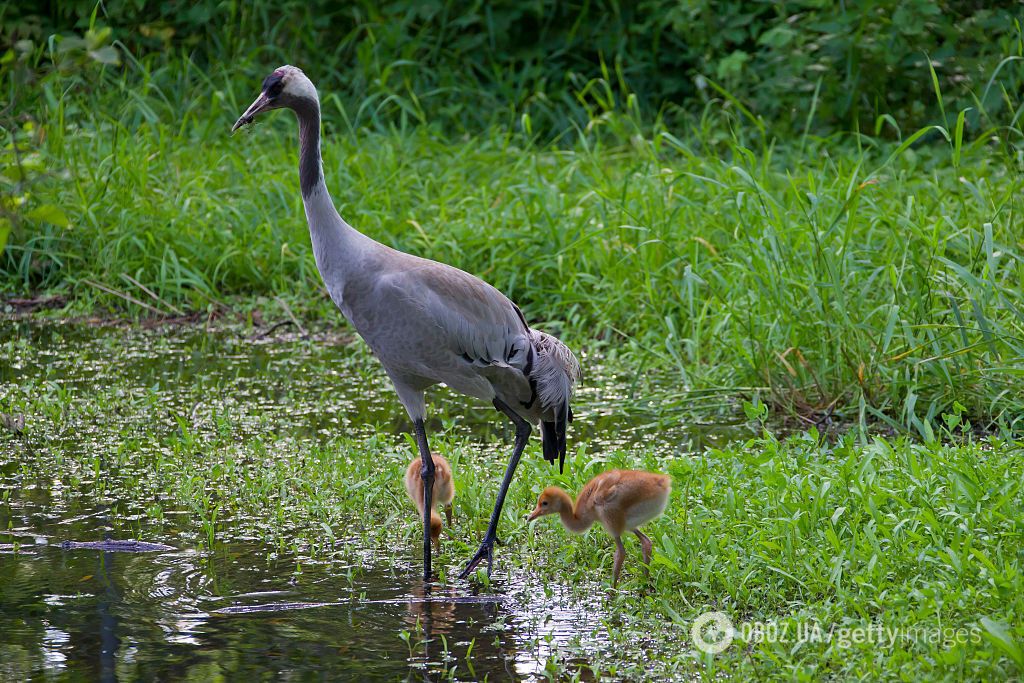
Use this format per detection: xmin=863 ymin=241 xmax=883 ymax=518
xmin=2 ymin=482 xmax=612 ymax=679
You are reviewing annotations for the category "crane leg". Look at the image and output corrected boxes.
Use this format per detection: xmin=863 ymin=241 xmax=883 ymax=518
xmin=413 ymin=418 xmax=435 ymax=582
xmin=458 ymin=398 xmax=531 ymax=579
xmin=612 ymin=536 xmax=626 ymax=588
xmin=634 ymin=529 xmax=653 ymax=572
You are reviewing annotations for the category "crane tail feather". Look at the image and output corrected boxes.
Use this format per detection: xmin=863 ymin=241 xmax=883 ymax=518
xmin=541 ymin=420 xmax=559 ymax=467
xmin=541 ymin=399 xmax=570 ymax=473
xmin=530 ymin=329 xmax=579 ymax=474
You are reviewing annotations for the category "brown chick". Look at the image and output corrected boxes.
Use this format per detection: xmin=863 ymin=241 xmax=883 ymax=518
xmin=528 ymin=469 xmax=671 ymax=587
xmin=405 ymin=454 xmax=455 ymax=550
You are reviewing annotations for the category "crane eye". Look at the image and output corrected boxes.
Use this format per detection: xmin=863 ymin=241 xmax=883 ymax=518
xmin=261 ymin=72 xmax=285 ymax=99
xmin=541 ymin=501 xmax=548 ymax=507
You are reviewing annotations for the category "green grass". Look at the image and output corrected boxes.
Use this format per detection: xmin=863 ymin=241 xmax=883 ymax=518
xmin=5 ymin=55 xmax=1024 ymax=433
xmin=2 ymin=326 xmax=1022 ymax=679
xmin=134 ymin=432 xmax=1024 ymax=679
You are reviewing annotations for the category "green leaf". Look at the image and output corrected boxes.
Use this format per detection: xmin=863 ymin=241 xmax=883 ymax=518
xmin=743 ymin=399 xmax=767 ymax=422
xmin=0 ymin=217 xmax=10 ymax=256
xmin=928 ymin=56 xmax=947 ymax=126
xmin=85 ymin=26 xmax=112 ymax=50
xmin=757 ymin=26 xmax=794 ymax=48
xmin=88 ymin=46 xmax=120 ymax=65
xmin=716 ymin=50 xmax=750 ymax=80
xmin=877 ymin=125 xmax=950 ymax=171
xmin=952 ymin=108 xmax=970 ymax=167
xmin=26 ymin=205 xmax=70 ymax=227
xmin=55 ymin=36 xmax=87 ymax=53
xmin=980 ymin=617 xmax=1024 ymax=667
xmin=830 ymin=506 xmax=846 ymax=525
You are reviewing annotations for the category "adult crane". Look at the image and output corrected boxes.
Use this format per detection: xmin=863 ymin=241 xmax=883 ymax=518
xmin=232 ymin=66 xmax=580 ymax=581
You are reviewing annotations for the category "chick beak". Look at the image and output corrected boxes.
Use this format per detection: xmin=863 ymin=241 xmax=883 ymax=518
xmin=526 ymin=507 xmax=542 ymax=522
xmin=232 ymin=92 xmax=272 ymax=132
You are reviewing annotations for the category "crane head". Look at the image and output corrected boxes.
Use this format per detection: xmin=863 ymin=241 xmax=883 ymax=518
xmin=526 ymin=487 xmax=564 ymax=522
xmin=232 ymin=65 xmax=316 ymax=132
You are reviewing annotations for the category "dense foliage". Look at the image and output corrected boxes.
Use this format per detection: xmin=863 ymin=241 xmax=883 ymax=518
xmin=4 ymin=1 xmax=1023 ymax=132
xmin=1 ymin=2 xmax=1022 ymax=432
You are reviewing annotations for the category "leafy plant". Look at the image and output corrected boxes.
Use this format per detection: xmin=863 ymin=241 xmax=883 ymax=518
xmin=3 ymin=0 xmax=1022 ymax=133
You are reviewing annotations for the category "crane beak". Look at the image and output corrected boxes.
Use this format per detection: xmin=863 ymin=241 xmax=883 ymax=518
xmin=526 ymin=507 xmax=542 ymax=522
xmin=232 ymin=92 xmax=272 ymax=132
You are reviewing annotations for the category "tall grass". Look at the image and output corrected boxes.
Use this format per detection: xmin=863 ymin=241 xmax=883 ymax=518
xmin=2 ymin=52 xmax=1023 ymax=432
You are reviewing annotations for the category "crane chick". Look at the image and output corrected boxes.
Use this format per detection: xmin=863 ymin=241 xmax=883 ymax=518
xmin=527 ymin=469 xmax=671 ymax=587
xmin=405 ymin=454 xmax=455 ymax=550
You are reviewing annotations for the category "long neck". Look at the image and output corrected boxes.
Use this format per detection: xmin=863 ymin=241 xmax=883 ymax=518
xmin=292 ymin=97 xmax=364 ymax=287
xmin=556 ymin=490 xmax=594 ymax=533
xmin=295 ymin=97 xmax=325 ymax=198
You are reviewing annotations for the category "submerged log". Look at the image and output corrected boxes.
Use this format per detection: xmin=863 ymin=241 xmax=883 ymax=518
xmin=59 ymin=539 xmax=176 ymax=552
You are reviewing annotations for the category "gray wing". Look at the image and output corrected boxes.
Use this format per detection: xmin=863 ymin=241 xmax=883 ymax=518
xmin=369 ymin=252 xmax=535 ymax=403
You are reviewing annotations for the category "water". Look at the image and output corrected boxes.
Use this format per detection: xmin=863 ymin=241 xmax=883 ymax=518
xmin=2 ymin=513 xmax=601 ymax=680
xmin=1 ymin=321 xmax=746 ymax=680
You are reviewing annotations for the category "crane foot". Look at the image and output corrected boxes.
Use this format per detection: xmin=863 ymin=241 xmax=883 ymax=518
xmin=458 ymin=536 xmax=496 ymax=579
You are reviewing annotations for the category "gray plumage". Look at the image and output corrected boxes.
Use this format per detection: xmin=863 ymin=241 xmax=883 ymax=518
xmin=233 ymin=65 xmax=580 ymax=581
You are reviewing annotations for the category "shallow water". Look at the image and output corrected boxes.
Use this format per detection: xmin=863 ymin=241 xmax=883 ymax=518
xmin=0 ymin=321 xmax=744 ymax=680
xmin=1 ymin=502 xmax=605 ymax=681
